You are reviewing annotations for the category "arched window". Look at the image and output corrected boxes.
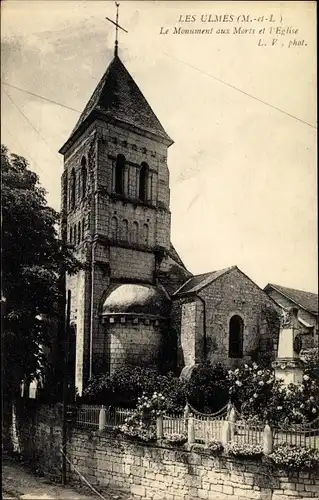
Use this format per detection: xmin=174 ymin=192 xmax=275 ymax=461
xmin=111 ymin=216 xmax=118 ymax=240
xmin=229 ymin=315 xmax=244 ymax=358
xmin=81 ymin=157 xmax=87 ymax=198
xmin=143 ymin=223 xmax=149 ymax=245
xmin=63 ymin=173 xmax=68 ymax=208
xmin=121 ymin=219 xmax=128 ymax=241
xmin=132 ymin=221 xmax=139 ymax=243
xmin=69 ymin=226 xmax=73 ymax=244
xmin=73 ymin=224 xmax=77 ymax=245
xmin=81 ymin=218 xmax=85 ymax=241
xmin=139 ymin=162 xmax=149 ymax=201
xmin=70 ymin=168 xmax=76 ymax=209
xmin=115 ymin=154 xmax=125 ymax=195
xmin=77 ymin=221 xmax=81 ymax=244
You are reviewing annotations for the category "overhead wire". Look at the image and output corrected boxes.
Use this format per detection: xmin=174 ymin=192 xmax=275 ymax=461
xmin=2 ymin=124 xmax=49 ymax=179
xmin=2 ymin=88 xmax=62 ymax=162
xmin=163 ymin=52 xmax=317 ymax=130
xmin=1 ymin=81 xmax=81 ymax=114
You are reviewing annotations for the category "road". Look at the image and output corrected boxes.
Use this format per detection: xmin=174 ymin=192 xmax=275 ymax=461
xmin=2 ymin=457 xmax=132 ymax=500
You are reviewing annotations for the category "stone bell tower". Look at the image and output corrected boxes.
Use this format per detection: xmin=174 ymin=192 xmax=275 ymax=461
xmin=59 ymin=42 xmax=176 ymax=394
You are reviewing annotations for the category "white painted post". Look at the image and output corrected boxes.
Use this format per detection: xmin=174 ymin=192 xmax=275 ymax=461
xmin=188 ymin=414 xmax=195 ymax=445
xmin=184 ymin=403 xmax=190 ymax=434
xmin=99 ymin=405 xmax=106 ymax=431
xmin=229 ymin=406 xmax=237 ymax=441
xmin=156 ymin=415 xmax=163 ymax=439
xmin=263 ymin=423 xmax=273 ymax=455
xmin=221 ymin=420 xmax=231 ymax=446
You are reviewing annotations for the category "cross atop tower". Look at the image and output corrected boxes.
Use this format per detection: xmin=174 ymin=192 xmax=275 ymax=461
xmin=106 ymin=2 xmax=128 ymax=57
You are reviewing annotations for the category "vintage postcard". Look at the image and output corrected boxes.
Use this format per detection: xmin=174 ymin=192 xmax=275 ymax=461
xmin=2 ymin=1 xmax=317 ymax=499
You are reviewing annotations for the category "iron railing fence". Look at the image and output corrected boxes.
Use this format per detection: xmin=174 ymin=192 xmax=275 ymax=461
xmin=65 ymin=404 xmax=319 ymax=449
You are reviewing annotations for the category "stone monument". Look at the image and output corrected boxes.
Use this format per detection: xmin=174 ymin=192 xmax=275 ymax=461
xmin=272 ymin=307 xmax=304 ymax=385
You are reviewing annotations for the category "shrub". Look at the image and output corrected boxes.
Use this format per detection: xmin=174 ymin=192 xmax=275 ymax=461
xmin=118 ymin=393 xmax=165 ymax=442
xmin=228 ymin=363 xmax=287 ymax=425
xmin=81 ymin=366 xmax=186 ymax=411
xmin=224 ymin=442 xmax=263 ymax=459
xmin=165 ymin=433 xmax=187 ymax=445
xmin=207 ymin=440 xmax=224 ymax=454
xmin=269 ymin=444 xmax=319 ymax=470
xmin=186 ymin=362 xmax=230 ymax=412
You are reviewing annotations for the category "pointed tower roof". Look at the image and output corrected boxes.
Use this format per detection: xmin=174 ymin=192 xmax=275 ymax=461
xmin=59 ymin=55 xmax=173 ymax=154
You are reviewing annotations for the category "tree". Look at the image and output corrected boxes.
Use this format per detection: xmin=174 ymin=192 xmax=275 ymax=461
xmin=1 ymin=144 xmax=82 ymax=399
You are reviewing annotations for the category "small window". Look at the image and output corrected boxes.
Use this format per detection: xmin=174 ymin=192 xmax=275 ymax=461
xmin=143 ymin=223 xmax=149 ymax=245
xmin=115 ymin=154 xmax=125 ymax=195
xmin=73 ymin=224 xmax=77 ymax=245
xmin=229 ymin=315 xmax=244 ymax=358
xmin=139 ymin=162 xmax=149 ymax=201
xmin=121 ymin=219 xmax=129 ymax=241
xmin=81 ymin=157 xmax=87 ymax=198
xmin=70 ymin=168 xmax=76 ymax=209
xmin=69 ymin=226 xmax=73 ymax=244
xmin=132 ymin=221 xmax=139 ymax=243
xmin=81 ymin=218 xmax=85 ymax=241
xmin=111 ymin=216 xmax=118 ymax=240
xmin=77 ymin=222 xmax=81 ymax=244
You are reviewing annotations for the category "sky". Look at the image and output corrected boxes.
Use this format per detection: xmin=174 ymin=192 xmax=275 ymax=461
xmin=1 ymin=1 xmax=317 ymax=293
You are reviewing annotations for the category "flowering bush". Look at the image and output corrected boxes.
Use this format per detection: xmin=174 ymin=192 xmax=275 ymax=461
xmin=283 ymin=376 xmax=319 ymax=424
xmin=207 ymin=440 xmax=224 ymax=454
xmin=228 ymin=363 xmax=287 ymax=425
xmin=269 ymin=444 xmax=319 ymax=470
xmin=165 ymin=433 xmax=187 ymax=445
xmin=81 ymin=366 xmax=186 ymax=411
xmin=227 ymin=362 xmax=319 ymax=426
xmin=224 ymin=442 xmax=263 ymax=458
xmin=118 ymin=392 xmax=166 ymax=442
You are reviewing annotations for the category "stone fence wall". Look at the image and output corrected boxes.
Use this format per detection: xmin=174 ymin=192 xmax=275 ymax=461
xmin=5 ymin=402 xmax=319 ymax=500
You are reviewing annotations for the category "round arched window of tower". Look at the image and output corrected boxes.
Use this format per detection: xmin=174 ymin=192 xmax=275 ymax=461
xmin=139 ymin=162 xmax=149 ymax=202
xmin=143 ymin=223 xmax=149 ymax=245
xmin=115 ymin=154 xmax=125 ymax=195
xmin=121 ymin=219 xmax=129 ymax=241
xmin=132 ymin=221 xmax=139 ymax=243
xmin=81 ymin=157 xmax=87 ymax=198
xmin=111 ymin=216 xmax=118 ymax=241
xmin=229 ymin=315 xmax=244 ymax=358
xmin=70 ymin=168 xmax=76 ymax=209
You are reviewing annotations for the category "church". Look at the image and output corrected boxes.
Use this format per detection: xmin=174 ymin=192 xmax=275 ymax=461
xmin=59 ymin=36 xmax=280 ymax=395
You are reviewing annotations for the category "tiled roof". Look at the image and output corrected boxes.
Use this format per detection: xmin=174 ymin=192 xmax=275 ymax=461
xmin=60 ymin=55 xmax=172 ymax=153
xmin=264 ymin=284 xmax=318 ymax=315
xmin=173 ymin=266 xmax=236 ymax=296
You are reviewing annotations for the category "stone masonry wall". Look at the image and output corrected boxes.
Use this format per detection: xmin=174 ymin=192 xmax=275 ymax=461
xmin=198 ymin=267 xmax=280 ymax=367
xmin=105 ymin=321 xmax=164 ymax=374
xmin=109 ymin=246 xmax=155 ymax=282
xmin=8 ymin=403 xmax=319 ymax=500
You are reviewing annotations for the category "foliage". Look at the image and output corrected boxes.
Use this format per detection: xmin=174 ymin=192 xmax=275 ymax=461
xmin=269 ymin=444 xmax=319 ymax=470
xmin=282 ymin=375 xmax=319 ymax=424
xmin=206 ymin=440 xmax=224 ymax=454
xmin=224 ymin=442 xmax=263 ymax=458
xmin=227 ymin=362 xmax=319 ymax=426
xmin=186 ymin=362 xmax=230 ymax=412
xmin=301 ymin=348 xmax=319 ymax=381
xmin=1 ymin=145 xmax=82 ymax=398
xmin=165 ymin=433 xmax=187 ymax=445
xmin=228 ymin=363 xmax=286 ymax=425
xmin=118 ymin=393 xmax=165 ymax=442
xmin=82 ymin=366 xmax=186 ymax=411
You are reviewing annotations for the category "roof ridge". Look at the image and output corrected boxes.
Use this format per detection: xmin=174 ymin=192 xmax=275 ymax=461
xmin=60 ymin=55 xmax=173 ymax=154
xmin=173 ymin=265 xmax=236 ymax=296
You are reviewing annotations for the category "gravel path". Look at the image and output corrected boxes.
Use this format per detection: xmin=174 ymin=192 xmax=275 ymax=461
xmin=2 ymin=457 xmax=132 ymax=500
